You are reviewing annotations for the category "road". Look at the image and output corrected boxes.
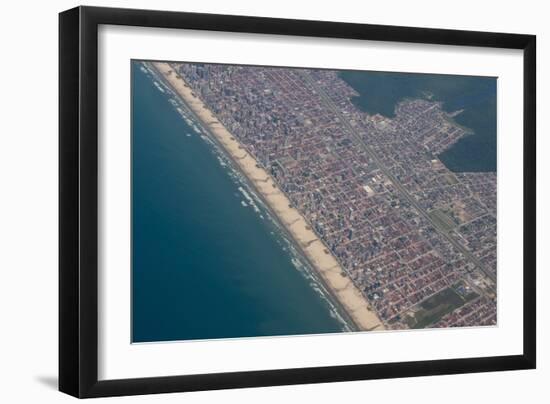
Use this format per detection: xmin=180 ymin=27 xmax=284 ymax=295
xmin=298 ymin=71 xmax=496 ymax=287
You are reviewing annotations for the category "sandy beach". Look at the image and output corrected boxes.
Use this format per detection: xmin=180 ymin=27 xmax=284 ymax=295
xmin=151 ymin=61 xmax=384 ymax=332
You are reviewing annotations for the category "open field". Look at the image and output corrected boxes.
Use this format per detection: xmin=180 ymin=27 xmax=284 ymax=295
xmin=428 ymin=208 xmax=458 ymax=232
xmin=406 ymin=285 xmax=478 ymax=329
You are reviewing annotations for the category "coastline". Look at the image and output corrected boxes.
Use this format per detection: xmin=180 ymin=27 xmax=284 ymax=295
xmin=151 ymin=61 xmax=385 ymax=332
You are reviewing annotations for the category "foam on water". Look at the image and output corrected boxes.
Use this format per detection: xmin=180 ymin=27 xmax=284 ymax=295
xmin=141 ymin=61 xmax=352 ymax=333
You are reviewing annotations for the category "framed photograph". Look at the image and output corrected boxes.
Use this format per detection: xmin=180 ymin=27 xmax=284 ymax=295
xmin=59 ymin=6 xmax=536 ymax=398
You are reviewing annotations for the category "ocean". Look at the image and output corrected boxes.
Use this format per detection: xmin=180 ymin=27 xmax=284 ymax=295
xmin=339 ymin=70 xmax=497 ymax=172
xmin=131 ymin=62 xmax=346 ymax=343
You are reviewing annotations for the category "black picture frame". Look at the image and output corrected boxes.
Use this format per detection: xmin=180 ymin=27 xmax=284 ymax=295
xmin=59 ymin=5 xmax=536 ymax=398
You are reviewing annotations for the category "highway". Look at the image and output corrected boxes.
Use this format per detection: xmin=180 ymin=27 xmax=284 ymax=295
xmin=298 ymin=71 xmax=496 ymax=288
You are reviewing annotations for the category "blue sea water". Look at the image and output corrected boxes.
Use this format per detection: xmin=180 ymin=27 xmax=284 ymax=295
xmin=339 ymin=71 xmax=497 ymax=172
xmin=131 ymin=62 xmax=346 ymax=343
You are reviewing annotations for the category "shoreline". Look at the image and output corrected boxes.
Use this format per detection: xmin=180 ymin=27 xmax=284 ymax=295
xmin=151 ymin=61 xmax=385 ymax=332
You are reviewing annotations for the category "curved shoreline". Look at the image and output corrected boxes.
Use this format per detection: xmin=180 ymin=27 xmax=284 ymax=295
xmin=151 ymin=61 xmax=385 ymax=332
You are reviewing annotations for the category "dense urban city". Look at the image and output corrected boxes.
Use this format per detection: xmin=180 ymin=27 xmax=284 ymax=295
xmin=171 ymin=62 xmax=497 ymax=330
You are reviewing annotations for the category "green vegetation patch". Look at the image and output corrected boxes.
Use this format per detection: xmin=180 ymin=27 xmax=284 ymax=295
xmin=409 ymin=286 xmax=476 ymax=329
xmin=444 ymin=173 xmax=459 ymax=185
xmin=428 ymin=208 xmax=458 ymax=231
